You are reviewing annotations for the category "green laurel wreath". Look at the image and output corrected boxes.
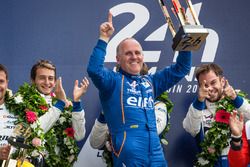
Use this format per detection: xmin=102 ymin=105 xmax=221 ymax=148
xmin=4 ymin=83 xmax=79 ymax=167
xmin=195 ymin=91 xmax=249 ymax=167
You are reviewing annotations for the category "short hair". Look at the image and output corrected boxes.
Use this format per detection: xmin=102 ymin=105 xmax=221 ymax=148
xmin=195 ymin=63 xmax=223 ymax=82
xmin=30 ymin=60 xmax=56 ymax=81
xmin=0 ymin=64 xmax=8 ymax=80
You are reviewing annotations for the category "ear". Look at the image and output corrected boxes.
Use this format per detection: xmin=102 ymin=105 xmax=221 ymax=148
xmin=116 ymin=55 xmax=120 ymax=65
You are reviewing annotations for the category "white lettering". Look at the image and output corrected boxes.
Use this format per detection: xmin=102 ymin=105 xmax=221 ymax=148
xmin=127 ymin=97 xmax=137 ymax=106
xmin=127 ymin=96 xmax=154 ymax=108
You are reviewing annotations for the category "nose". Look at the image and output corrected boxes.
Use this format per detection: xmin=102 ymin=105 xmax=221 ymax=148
xmin=207 ymin=86 xmax=213 ymax=92
xmin=44 ymin=78 xmax=50 ymax=84
xmin=130 ymin=52 xmax=138 ymax=59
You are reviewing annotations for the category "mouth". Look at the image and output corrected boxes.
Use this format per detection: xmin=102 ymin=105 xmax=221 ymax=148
xmin=41 ymin=85 xmax=51 ymax=89
xmin=130 ymin=62 xmax=139 ymax=65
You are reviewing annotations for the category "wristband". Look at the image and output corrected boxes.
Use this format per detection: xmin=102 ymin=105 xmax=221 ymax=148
xmin=231 ymin=134 xmax=242 ymax=142
xmin=230 ymin=140 xmax=242 ymax=151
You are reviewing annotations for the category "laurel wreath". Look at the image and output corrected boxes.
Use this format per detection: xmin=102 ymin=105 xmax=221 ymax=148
xmin=195 ymin=91 xmax=249 ymax=166
xmin=4 ymin=83 xmax=79 ymax=167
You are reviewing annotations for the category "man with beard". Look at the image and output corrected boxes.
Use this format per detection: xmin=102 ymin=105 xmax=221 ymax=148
xmin=183 ymin=63 xmax=250 ymax=167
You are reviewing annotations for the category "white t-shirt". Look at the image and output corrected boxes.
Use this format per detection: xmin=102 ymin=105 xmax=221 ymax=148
xmin=0 ymin=103 xmax=17 ymax=147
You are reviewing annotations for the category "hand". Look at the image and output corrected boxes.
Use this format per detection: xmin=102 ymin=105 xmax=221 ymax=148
xmin=229 ymin=110 xmax=244 ymax=137
xmin=73 ymin=77 xmax=89 ymax=102
xmin=198 ymin=80 xmax=211 ymax=102
xmin=99 ymin=12 xmax=114 ymax=42
xmin=223 ymin=79 xmax=237 ymax=100
xmin=54 ymin=77 xmax=67 ymax=104
xmin=64 ymin=99 xmax=73 ymax=108
xmin=0 ymin=145 xmax=11 ymax=160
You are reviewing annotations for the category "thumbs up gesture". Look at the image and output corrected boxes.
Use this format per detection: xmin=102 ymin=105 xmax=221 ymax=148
xmin=223 ymin=79 xmax=237 ymax=100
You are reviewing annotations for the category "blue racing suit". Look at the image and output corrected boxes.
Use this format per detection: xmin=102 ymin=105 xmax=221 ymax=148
xmin=87 ymin=39 xmax=192 ymax=167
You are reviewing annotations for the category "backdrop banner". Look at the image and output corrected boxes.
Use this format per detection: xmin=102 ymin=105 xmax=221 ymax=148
xmin=1 ymin=0 xmax=249 ymax=166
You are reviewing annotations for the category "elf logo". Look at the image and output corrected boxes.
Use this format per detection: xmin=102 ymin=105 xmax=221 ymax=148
xmin=127 ymin=96 xmax=154 ymax=108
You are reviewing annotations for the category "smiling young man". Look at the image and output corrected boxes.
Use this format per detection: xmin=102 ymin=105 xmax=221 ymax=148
xmin=87 ymin=12 xmax=192 ymax=166
xmin=183 ymin=63 xmax=250 ymax=167
xmin=30 ymin=59 xmax=88 ymax=140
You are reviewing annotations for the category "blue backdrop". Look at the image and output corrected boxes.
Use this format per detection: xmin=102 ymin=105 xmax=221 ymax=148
xmin=1 ymin=0 xmax=250 ymax=166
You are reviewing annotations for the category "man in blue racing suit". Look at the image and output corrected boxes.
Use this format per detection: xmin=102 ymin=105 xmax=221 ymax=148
xmin=87 ymin=12 xmax=192 ymax=167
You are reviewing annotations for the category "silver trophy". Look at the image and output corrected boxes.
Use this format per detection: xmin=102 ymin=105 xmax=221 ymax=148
xmin=158 ymin=0 xmax=209 ymax=51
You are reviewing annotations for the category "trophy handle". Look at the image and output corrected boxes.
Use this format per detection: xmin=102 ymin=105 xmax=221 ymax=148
xmin=184 ymin=0 xmax=200 ymax=25
xmin=158 ymin=0 xmax=176 ymax=37
xmin=171 ymin=0 xmax=189 ymax=26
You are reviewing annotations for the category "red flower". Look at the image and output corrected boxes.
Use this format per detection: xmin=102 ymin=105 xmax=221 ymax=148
xmin=39 ymin=105 xmax=48 ymax=111
xmin=215 ymin=110 xmax=231 ymax=124
xmin=64 ymin=127 xmax=75 ymax=138
xmin=50 ymin=92 xmax=56 ymax=98
xmin=25 ymin=111 xmax=37 ymax=123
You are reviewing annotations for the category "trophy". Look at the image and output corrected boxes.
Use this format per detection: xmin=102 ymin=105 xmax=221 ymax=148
xmin=158 ymin=0 xmax=209 ymax=51
xmin=2 ymin=136 xmax=32 ymax=167
xmin=2 ymin=123 xmax=35 ymax=167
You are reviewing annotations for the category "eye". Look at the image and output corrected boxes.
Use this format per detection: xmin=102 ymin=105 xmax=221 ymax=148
xmin=210 ymin=81 xmax=216 ymax=86
xmin=38 ymin=76 xmax=45 ymax=80
xmin=48 ymin=76 xmax=55 ymax=81
xmin=135 ymin=51 xmax=141 ymax=55
xmin=125 ymin=51 xmax=133 ymax=56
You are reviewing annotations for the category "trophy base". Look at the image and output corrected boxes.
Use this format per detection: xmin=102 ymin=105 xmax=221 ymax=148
xmin=172 ymin=25 xmax=209 ymax=51
xmin=8 ymin=136 xmax=31 ymax=149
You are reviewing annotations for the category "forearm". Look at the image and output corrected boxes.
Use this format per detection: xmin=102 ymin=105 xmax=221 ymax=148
xmin=183 ymin=102 xmax=204 ymax=137
xmin=38 ymin=100 xmax=65 ymax=133
xmin=153 ymin=51 xmax=192 ymax=96
xmin=229 ymin=141 xmax=248 ymax=167
xmin=89 ymin=120 xmax=109 ymax=149
xmin=229 ymin=127 xmax=249 ymax=167
xmin=237 ymin=98 xmax=250 ymax=120
xmin=87 ymin=39 xmax=107 ymax=79
xmin=72 ymin=101 xmax=86 ymax=141
xmin=174 ymin=51 xmax=192 ymax=76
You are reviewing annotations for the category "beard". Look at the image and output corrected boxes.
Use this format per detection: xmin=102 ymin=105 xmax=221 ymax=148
xmin=0 ymin=91 xmax=5 ymax=104
xmin=207 ymin=89 xmax=223 ymax=103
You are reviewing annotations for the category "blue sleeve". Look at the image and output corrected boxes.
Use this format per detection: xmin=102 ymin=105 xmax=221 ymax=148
xmin=192 ymin=97 xmax=206 ymax=110
xmin=54 ymin=100 xmax=65 ymax=112
xmin=87 ymin=39 xmax=115 ymax=94
xmin=232 ymin=95 xmax=244 ymax=108
xmin=152 ymin=51 xmax=192 ymax=97
xmin=72 ymin=101 xmax=83 ymax=112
